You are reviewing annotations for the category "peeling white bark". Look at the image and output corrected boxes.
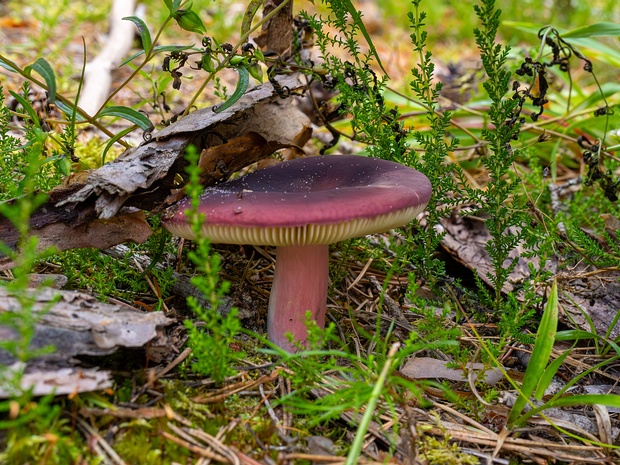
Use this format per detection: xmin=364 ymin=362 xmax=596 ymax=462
xmin=79 ymin=0 xmax=137 ymax=116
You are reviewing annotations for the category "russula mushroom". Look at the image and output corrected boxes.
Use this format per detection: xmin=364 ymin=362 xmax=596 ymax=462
xmin=163 ymin=155 xmax=432 ymax=351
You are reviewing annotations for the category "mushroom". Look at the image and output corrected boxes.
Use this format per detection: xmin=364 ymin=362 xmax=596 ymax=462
xmin=163 ymin=155 xmax=431 ymax=351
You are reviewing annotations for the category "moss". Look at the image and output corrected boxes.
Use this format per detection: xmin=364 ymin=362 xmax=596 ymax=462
xmin=420 ymin=435 xmax=480 ymax=465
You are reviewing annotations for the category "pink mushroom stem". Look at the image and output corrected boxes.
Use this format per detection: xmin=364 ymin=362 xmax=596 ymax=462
xmin=267 ymin=244 xmax=329 ymax=351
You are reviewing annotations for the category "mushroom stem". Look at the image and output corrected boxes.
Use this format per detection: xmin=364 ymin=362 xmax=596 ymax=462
xmin=267 ymin=244 xmax=329 ymax=351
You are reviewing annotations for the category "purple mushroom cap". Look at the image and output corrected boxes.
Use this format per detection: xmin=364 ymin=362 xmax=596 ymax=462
xmin=164 ymin=155 xmax=432 ymax=351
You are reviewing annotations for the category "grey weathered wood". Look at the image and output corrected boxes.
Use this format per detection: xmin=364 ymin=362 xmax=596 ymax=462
xmin=58 ymin=73 xmax=307 ymax=220
xmin=0 ymin=287 xmax=174 ymax=365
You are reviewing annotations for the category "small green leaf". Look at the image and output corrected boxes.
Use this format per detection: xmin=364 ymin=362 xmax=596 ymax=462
xmin=0 ymin=57 xmax=18 ymax=73
xmin=241 ymin=0 xmax=263 ymax=38
xmin=121 ymin=50 xmax=153 ymax=67
xmin=563 ymin=21 xmax=620 ymax=39
xmin=164 ymin=0 xmax=181 ymax=14
xmin=9 ymin=90 xmax=41 ymax=127
xmin=253 ymin=48 xmax=265 ymax=63
xmin=123 ymin=16 xmax=152 ymax=54
xmin=101 ymin=126 xmax=134 ymax=165
xmin=248 ymin=63 xmax=263 ymax=82
xmin=174 ymin=9 xmax=206 ymax=35
xmin=120 ymin=44 xmax=195 ymax=67
xmin=229 ymin=55 xmax=247 ymax=66
xmin=14 ymin=126 xmax=47 ymax=154
xmin=54 ymin=100 xmax=87 ymax=122
xmin=213 ymin=66 xmax=249 ymax=113
xmin=25 ymin=58 xmax=57 ymax=102
xmin=199 ymin=54 xmax=215 ymax=72
xmin=97 ymin=106 xmax=153 ymax=131
xmin=57 ymin=156 xmax=72 ymax=177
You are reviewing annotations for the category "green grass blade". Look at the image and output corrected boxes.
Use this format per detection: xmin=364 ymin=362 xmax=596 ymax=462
xmin=520 ymin=394 xmax=620 ymax=426
xmin=123 ymin=16 xmax=152 ymax=54
xmin=554 ymin=329 xmax=594 ymax=341
xmin=534 ymin=346 xmax=572 ymax=400
xmin=341 ymin=0 xmax=388 ymax=76
xmin=605 ymin=308 xmax=620 ymax=341
xmin=101 ymin=126 xmax=134 ymax=165
xmin=213 ymin=66 xmax=249 ymax=113
xmin=0 ymin=56 xmax=18 ymax=73
xmin=562 ymin=22 xmax=620 ymax=39
xmin=345 ymin=343 xmax=399 ymax=465
xmin=241 ymin=0 xmax=263 ymax=38
xmin=54 ymin=101 xmax=86 ymax=122
xmin=547 ymin=355 xmax=620 ymax=404
xmin=556 ymin=329 xmax=620 ymax=356
xmin=9 ymin=91 xmax=41 ymax=127
xmin=507 ymin=281 xmax=558 ymax=427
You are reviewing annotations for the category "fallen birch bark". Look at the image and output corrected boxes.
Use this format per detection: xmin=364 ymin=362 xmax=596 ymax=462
xmin=78 ymin=0 xmax=137 ymax=116
xmin=0 ymin=365 xmax=113 ymax=398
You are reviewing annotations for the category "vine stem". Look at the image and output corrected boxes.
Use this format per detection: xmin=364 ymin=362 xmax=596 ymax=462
xmin=182 ymin=0 xmax=292 ymax=115
xmin=344 ymin=342 xmax=400 ymax=465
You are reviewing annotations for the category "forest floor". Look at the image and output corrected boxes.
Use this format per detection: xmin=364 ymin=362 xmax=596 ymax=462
xmin=1 ymin=1 xmax=620 ymax=464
